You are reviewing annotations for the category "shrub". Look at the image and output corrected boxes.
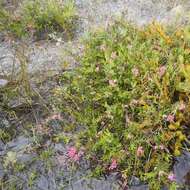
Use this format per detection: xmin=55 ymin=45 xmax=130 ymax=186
xmin=55 ymin=21 xmax=190 ymax=189
xmin=0 ymin=0 xmax=77 ymax=39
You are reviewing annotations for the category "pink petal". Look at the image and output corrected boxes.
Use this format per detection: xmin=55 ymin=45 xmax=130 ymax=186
xmin=179 ymin=103 xmax=186 ymax=111
xmin=73 ymin=154 xmax=80 ymax=161
xmin=109 ymin=159 xmax=117 ymax=170
xmin=166 ymin=114 xmax=174 ymax=123
xmin=168 ymin=173 xmax=176 ymax=182
xmin=159 ymin=66 xmax=167 ymax=77
xmin=132 ymin=68 xmax=139 ymax=77
xmin=111 ymin=52 xmax=117 ymax=59
xmin=68 ymin=147 xmax=77 ymax=158
xmin=136 ymin=146 xmax=144 ymax=157
xmin=109 ymin=80 xmax=117 ymax=87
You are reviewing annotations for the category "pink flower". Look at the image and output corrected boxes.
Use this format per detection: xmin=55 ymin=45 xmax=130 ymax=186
xmin=68 ymin=147 xmax=77 ymax=159
xmin=67 ymin=147 xmax=83 ymax=162
xmin=168 ymin=173 xmax=176 ymax=182
xmin=109 ymin=79 xmax=117 ymax=87
xmin=100 ymin=44 xmax=106 ymax=51
xmin=95 ymin=66 xmax=100 ymax=72
xmin=132 ymin=68 xmax=139 ymax=77
xmin=136 ymin=146 xmax=144 ymax=157
xmin=153 ymin=145 xmax=158 ymax=150
xmin=159 ymin=145 xmax=165 ymax=150
xmin=179 ymin=103 xmax=186 ymax=111
xmin=73 ymin=154 xmax=80 ymax=162
xmin=166 ymin=114 xmax=174 ymax=123
xmin=111 ymin=52 xmax=117 ymax=59
xmin=154 ymin=144 xmax=165 ymax=150
xmin=109 ymin=159 xmax=117 ymax=170
xmin=159 ymin=66 xmax=167 ymax=77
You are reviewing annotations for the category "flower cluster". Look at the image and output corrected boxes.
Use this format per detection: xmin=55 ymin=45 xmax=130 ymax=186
xmin=67 ymin=147 xmax=84 ymax=162
xmin=109 ymin=159 xmax=117 ymax=170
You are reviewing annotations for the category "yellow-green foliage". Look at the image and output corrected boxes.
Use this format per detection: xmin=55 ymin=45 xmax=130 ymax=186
xmin=0 ymin=0 xmax=77 ymax=38
xmin=56 ymin=21 xmax=190 ymax=189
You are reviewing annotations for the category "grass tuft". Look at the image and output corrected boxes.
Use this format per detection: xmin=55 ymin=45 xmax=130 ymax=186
xmin=0 ymin=0 xmax=77 ymax=39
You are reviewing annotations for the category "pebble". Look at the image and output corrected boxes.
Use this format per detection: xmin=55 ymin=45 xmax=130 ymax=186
xmin=0 ymin=79 xmax=8 ymax=88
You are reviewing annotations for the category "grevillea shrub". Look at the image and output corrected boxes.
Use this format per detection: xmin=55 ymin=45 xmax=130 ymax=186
xmin=55 ymin=21 xmax=190 ymax=189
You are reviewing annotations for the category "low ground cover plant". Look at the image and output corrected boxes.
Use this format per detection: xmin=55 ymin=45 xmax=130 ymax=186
xmin=55 ymin=21 xmax=190 ymax=189
xmin=0 ymin=0 xmax=77 ymax=39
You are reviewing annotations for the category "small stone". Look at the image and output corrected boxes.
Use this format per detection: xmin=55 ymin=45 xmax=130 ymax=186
xmin=7 ymin=136 xmax=32 ymax=152
xmin=0 ymin=79 xmax=8 ymax=88
xmin=130 ymin=176 xmax=141 ymax=186
xmin=0 ymin=140 xmax=5 ymax=156
xmin=0 ymin=140 xmax=5 ymax=151
xmin=129 ymin=184 xmax=149 ymax=190
xmin=53 ymin=143 xmax=67 ymax=153
xmin=129 ymin=177 xmax=149 ymax=190
xmin=0 ymin=117 xmax=11 ymax=129
xmin=8 ymin=97 xmax=27 ymax=109
xmin=161 ymin=5 xmax=186 ymax=25
xmin=16 ymin=153 xmax=36 ymax=165
xmin=174 ymin=151 xmax=190 ymax=185
xmin=0 ymin=162 xmax=5 ymax=179
xmin=69 ymin=177 xmax=120 ymax=190
xmin=34 ymin=173 xmax=57 ymax=190
xmin=35 ymin=175 xmax=50 ymax=190
xmin=169 ymin=5 xmax=183 ymax=17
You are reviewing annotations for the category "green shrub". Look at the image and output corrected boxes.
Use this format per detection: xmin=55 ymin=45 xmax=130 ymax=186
xmin=55 ymin=20 xmax=190 ymax=189
xmin=0 ymin=0 xmax=77 ymax=39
